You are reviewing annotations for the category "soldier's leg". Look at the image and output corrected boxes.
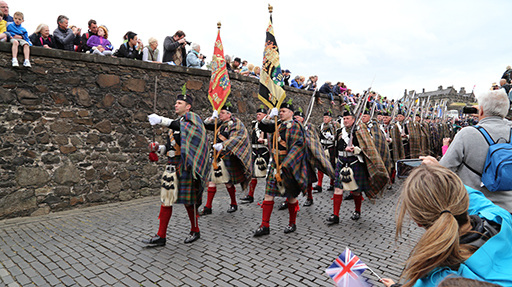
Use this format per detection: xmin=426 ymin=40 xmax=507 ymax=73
xmin=184 ymin=204 xmax=200 ymax=243
xmin=254 ymin=194 xmax=274 ymax=237
xmin=351 ymin=191 xmax=362 ymax=221
xmin=226 ymin=183 xmax=238 ymax=213
xmin=327 ymin=188 xmax=343 ymax=225
xmin=142 ymin=205 xmax=172 ymax=246
xmin=285 ymin=197 xmax=299 ymax=233
xmin=200 ymin=182 xmax=216 ymax=215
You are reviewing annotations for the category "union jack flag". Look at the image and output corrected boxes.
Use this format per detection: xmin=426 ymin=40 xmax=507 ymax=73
xmin=326 ymin=247 xmax=368 ymax=287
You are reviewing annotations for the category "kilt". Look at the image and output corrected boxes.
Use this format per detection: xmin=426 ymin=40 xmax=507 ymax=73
xmin=265 ymin=154 xmax=299 ymax=198
xmin=168 ymin=156 xmax=203 ymax=205
xmin=334 ymin=155 xmax=370 ymax=192
xmin=222 ymin=153 xmax=246 ymax=185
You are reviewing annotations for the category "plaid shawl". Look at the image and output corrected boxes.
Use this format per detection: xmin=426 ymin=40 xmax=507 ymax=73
xmin=389 ymin=123 xmax=406 ymax=162
xmin=304 ymin=123 xmax=335 ymax=178
xmin=219 ymin=117 xmax=253 ymax=189
xmin=407 ymin=122 xmax=421 ymax=158
xmin=280 ymin=120 xmax=309 ymax=195
xmin=420 ymin=122 xmax=431 ymax=156
xmin=367 ymin=121 xmax=393 ymax=175
xmin=181 ymin=112 xmax=210 ymax=181
xmin=355 ymin=124 xmax=390 ymax=199
xmin=430 ymin=123 xmax=441 ymax=157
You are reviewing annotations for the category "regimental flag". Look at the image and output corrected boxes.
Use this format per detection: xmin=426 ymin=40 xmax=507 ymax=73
xmin=208 ymin=28 xmax=231 ymax=112
xmin=326 ymin=247 xmax=368 ymax=287
xmin=258 ymin=12 xmax=286 ymax=109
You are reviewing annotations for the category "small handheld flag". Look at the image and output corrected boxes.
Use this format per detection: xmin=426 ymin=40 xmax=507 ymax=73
xmin=326 ymin=247 xmax=368 ymax=287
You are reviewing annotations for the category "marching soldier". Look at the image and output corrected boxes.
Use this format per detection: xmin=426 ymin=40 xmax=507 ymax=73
xmin=143 ymin=94 xmax=210 ymax=245
xmin=201 ymin=103 xmax=253 ymax=215
xmin=314 ymin=110 xmax=340 ymax=192
xmin=240 ymin=106 xmax=270 ymax=203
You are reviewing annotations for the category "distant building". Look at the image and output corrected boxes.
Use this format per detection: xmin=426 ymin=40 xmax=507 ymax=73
xmin=402 ymin=86 xmax=476 ymax=108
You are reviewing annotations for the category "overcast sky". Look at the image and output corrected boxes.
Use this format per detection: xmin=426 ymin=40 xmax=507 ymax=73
xmin=15 ymin=0 xmax=511 ymax=99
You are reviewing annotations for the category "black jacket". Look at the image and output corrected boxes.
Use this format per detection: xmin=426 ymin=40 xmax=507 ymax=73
xmin=162 ymin=36 xmax=187 ymax=65
xmin=29 ymin=33 xmax=57 ymax=48
xmin=115 ymin=43 xmax=143 ymax=60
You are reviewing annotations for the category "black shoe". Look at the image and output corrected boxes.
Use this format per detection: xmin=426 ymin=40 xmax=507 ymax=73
xmin=253 ymin=225 xmax=270 ymax=237
xmin=199 ymin=207 xmax=212 ymax=216
xmin=313 ymin=185 xmax=322 ymax=193
xmin=278 ymin=202 xmax=288 ymax=210
xmin=142 ymin=235 xmax=166 ymax=246
xmin=227 ymin=205 xmax=238 ymax=213
xmin=240 ymin=195 xmax=254 ymax=203
xmin=284 ymin=224 xmax=297 ymax=234
xmin=326 ymin=214 xmax=340 ymax=225
xmin=327 ymin=185 xmax=334 ymax=191
xmin=184 ymin=232 xmax=200 ymax=244
xmin=344 ymin=193 xmax=354 ymax=200
xmin=303 ymin=198 xmax=313 ymax=207
xmin=351 ymin=211 xmax=361 ymax=221
xmin=387 ymin=185 xmax=393 ymax=190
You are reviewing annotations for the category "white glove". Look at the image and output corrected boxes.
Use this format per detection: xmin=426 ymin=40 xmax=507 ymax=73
xmin=158 ymin=145 xmax=166 ymax=157
xmin=148 ymin=113 xmax=162 ymax=125
xmin=354 ymin=146 xmax=362 ymax=155
xmin=269 ymin=107 xmax=279 ymax=118
xmin=212 ymin=110 xmax=219 ymax=119
xmin=213 ymin=143 xmax=223 ymax=151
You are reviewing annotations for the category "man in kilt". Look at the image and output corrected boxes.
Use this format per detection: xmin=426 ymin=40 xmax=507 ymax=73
xmin=313 ymin=110 xmax=340 ymax=192
xmin=396 ymin=110 xmax=410 ymax=158
xmin=382 ymin=111 xmax=405 ymax=185
xmin=326 ymin=109 xmax=388 ymax=224
xmin=253 ymin=100 xmax=310 ymax=236
xmin=201 ymin=103 xmax=253 ymax=215
xmin=240 ymin=106 xmax=270 ymax=204
xmin=143 ymin=94 xmax=210 ymax=245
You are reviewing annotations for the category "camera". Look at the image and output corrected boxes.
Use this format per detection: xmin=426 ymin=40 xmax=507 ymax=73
xmin=185 ymin=41 xmax=192 ymax=45
xmin=396 ymin=159 xmax=422 ymax=178
xmin=200 ymin=54 xmax=206 ymax=60
xmin=462 ymin=106 xmax=478 ymax=114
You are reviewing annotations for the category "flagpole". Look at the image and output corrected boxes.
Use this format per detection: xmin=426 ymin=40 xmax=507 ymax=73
xmin=366 ymin=265 xmax=383 ymax=281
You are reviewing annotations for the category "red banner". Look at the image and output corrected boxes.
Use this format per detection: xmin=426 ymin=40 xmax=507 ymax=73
xmin=208 ymin=29 xmax=231 ymax=112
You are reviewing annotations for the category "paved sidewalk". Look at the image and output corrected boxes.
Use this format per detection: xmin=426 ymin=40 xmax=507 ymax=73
xmin=0 ymin=179 xmax=421 ymax=287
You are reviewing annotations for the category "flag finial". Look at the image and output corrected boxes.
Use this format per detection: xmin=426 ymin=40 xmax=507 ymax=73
xmin=268 ymin=4 xmax=273 ymax=13
xmin=217 ymin=22 xmax=221 ymax=29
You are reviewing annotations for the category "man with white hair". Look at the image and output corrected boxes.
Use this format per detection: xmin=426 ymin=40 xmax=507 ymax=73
xmin=425 ymin=89 xmax=512 ymax=212
xmin=186 ymin=43 xmax=204 ymax=69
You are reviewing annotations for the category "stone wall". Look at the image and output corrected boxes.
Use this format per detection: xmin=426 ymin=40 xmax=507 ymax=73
xmin=0 ymin=42 xmax=339 ymax=219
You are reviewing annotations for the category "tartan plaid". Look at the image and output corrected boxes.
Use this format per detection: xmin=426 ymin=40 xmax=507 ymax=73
xmin=407 ymin=122 xmax=421 ymax=159
xmin=265 ymin=120 xmax=308 ymax=198
xmin=419 ymin=123 xmax=432 ymax=156
xmin=389 ymin=123 xmax=406 ymax=162
xmin=367 ymin=121 xmax=393 ymax=175
xmin=355 ymin=125 xmax=390 ymax=199
xmin=305 ymin=123 xmax=335 ymax=179
xmin=217 ymin=117 xmax=253 ymax=189
xmin=334 ymin=156 xmax=370 ymax=191
xmin=164 ymin=112 xmax=210 ymax=205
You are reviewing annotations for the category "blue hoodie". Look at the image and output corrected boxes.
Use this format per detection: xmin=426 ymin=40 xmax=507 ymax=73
xmin=7 ymin=22 xmax=32 ymax=46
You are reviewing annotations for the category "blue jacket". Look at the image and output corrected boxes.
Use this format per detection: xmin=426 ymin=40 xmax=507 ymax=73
xmin=414 ymin=186 xmax=512 ymax=287
xmin=290 ymin=79 xmax=303 ymax=89
xmin=6 ymin=22 xmax=32 ymax=45
xmin=186 ymin=50 xmax=204 ymax=69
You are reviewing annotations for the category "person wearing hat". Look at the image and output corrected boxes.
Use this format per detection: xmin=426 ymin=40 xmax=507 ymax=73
xmin=283 ymin=69 xmax=291 ymax=86
xmin=313 ymin=110 xmax=340 ymax=194
xmin=253 ymin=100 xmax=309 ymax=236
xmin=395 ymin=110 xmax=411 ymax=158
xmin=240 ymin=106 xmax=270 ymax=204
xmin=326 ymin=109 xmax=374 ymax=224
xmin=143 ymin=94 xmax=210 ymax=246
xmin=201 ymin=102 xmax=253 ymax=215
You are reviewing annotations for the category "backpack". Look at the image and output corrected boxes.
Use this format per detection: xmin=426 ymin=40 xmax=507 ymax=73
xmin=470 ymin=126 xmax=512 ymax=192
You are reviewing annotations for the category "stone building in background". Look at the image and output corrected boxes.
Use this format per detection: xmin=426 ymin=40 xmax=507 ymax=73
xmin=401 ymin=85 xmax=477 ymax=109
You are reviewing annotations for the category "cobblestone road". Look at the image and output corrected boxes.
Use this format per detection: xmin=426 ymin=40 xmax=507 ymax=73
xmin=0 ymin=178 xmax=422 ymax=286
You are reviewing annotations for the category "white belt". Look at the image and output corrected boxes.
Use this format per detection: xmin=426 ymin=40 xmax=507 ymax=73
xmin=252 ymin=144 xmax=268 ymax=149
xmin=338 ymin=151 xmax=355 ymax=157
xmin=321 ymin=139 xmax=334 ymax=145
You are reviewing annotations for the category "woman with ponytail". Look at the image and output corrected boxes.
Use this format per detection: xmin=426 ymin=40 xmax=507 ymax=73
xmin=381 ymin=164 xmax=512 ymax=287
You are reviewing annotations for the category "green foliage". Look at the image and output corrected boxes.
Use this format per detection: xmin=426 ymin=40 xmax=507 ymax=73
xmin=181 ymin=83 xmax=187 ymax=95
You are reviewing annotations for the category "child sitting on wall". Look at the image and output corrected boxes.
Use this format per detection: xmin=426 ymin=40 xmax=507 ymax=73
xmin=6 ymin=11 xmax=32 ymax=67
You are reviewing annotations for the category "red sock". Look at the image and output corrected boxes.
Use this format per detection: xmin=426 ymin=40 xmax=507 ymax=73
xmin=332 ymin=194 xmax=343 ymax=216
xmin=248 ymin=178 xmax=257 ymax=197
xmin=317 ymin=171 xmax=324 ymax=187
xmin=205 ymin=186 xmax=217 ymax=208
xmin=261 ymin=200 xmax=274 ymax=227
xmin=157 ymin=205 xmax=173 ymax=238
xmin=227 ymin=185 xmax=237 ymax=206
xmin=185 ymin=205 xmax=200 ymax=233
xmin=354 ymin=194 xmax=362 ymax=213
xmin=288 ymin=201 xmax=299 ymax=225
xmin=307 ymin=184 xmax=313 ymax=200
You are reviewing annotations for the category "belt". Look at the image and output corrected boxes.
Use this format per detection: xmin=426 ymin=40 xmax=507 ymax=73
xmin=252 ymin=144 xmax=268 ymax=149
xmin=321 ymin=139 xmax=334 ymax=145
xmin=272 ymin=149 xmax=287 ymax=155
xmin=338 ymin=151 xmax=355 ymax=157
